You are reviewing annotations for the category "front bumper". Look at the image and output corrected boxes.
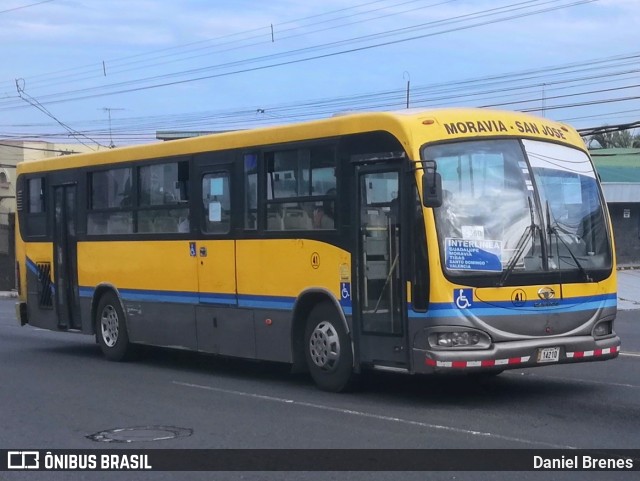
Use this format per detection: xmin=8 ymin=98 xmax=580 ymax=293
xmin=415 ymin=335 xmax=620 ymax=373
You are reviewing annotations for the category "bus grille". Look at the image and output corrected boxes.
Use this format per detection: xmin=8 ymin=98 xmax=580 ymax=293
xmin=16 ymin=188 xmax=23 ymax=211
xmin=36 ymin=262 xmax=53 ymax=308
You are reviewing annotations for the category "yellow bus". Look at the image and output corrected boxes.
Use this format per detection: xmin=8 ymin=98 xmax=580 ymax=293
xmin=14 ymin=108 xmax=620 ymax=391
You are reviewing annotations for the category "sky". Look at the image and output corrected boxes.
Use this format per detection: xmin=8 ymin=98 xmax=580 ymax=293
xmin=0 ymin=0 xmax=638 ymax=148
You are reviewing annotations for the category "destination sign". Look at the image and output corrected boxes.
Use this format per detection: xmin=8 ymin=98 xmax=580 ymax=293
xmin=445 ymin=238 xmax=502 ymax=272
xmin=442 ymin=119 xmax=568 ymax=140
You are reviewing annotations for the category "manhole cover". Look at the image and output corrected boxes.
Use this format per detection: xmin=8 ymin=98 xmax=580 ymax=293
xmin=87 ymin=426 xmax=192 ymax=443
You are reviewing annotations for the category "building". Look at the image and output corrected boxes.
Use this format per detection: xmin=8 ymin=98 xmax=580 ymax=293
xmin=0 ymin=140 xmax=106 ymax=224
xmin=0 ymin=140 xmax=108 ymax=290
xmin=590 ymin=148 xmax=640 ymax=266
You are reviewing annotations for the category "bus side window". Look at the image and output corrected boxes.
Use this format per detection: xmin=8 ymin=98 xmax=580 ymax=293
xmin=202 ymin=172 xmax=231 ymax=234
xmin=264 ymin=145 xmax=337 ymax=231
xmin=138 ymin=161 xmax=189 ymax=234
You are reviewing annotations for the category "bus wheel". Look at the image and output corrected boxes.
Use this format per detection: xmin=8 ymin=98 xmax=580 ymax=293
xmin=304 ymin=303 xmax=354 ymax=392
xmin=96 ymin=292 xmax=132 ymax=361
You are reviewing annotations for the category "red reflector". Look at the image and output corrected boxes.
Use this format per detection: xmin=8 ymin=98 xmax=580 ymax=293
xmin=452 ymin=361 xmax=466 ymax=369
xmin=508 ymin=357 xmax=521 ymax=365
xmin=594 ymin=349 xmax=603 ymax=357
xmin=481 ymin=360 xmax=496 ymax=367
xmin=425 ymin=358 xmax=437 ymax=367
xmin=265 ymin=318 xmax=273 ymax=326
xmin=574 ymin=352 xmax=585 ymax=358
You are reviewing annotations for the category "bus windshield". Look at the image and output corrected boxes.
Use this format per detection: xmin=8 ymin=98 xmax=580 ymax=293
xmin=423 ymin=138 xmax=612 ymax=283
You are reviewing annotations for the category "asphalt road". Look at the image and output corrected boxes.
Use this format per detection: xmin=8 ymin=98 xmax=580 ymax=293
xmin=0 ymin=298 xmax=638 ymax=481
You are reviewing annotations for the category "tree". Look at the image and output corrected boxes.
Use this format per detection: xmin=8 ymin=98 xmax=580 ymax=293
xmin=588 ymin=128 xmax=640 ymax=149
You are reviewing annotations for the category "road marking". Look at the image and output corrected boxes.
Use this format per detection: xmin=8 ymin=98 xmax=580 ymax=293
xmin=506 ymin=372 xmax=640 ymax=389
xmin=620 ymin=351 xmax=640 ymax=358
xmin=173 ymin=380 xmax=576 ymax=449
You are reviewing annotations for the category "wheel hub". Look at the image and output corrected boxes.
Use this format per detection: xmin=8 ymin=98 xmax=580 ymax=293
xmin=101 ymin=305 xmax=119 ymax=347
xmin=309 ymin=321 xmax=340 ymax=371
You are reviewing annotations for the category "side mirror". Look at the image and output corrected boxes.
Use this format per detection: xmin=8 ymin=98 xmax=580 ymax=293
xmin=422 ymin=160 xmax=442 ymax=208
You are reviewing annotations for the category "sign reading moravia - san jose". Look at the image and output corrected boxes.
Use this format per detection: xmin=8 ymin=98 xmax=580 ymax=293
xmin=443 ymin=119 xmax=567 ymax=140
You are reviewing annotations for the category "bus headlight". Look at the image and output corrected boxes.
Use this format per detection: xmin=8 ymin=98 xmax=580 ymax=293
xmin=427 ymin=329 xmax=491 ymax=349
xmin=593 ymin=321 xmax=612 ymax=338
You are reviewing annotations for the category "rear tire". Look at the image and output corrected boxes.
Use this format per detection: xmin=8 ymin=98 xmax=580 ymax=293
xmin=95 ymin=292 xmax=133 ymax=361
xmin=304 ymin=303 xmax=354 ymax=392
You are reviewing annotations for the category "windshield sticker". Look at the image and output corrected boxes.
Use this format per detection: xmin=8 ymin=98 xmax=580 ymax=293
xmin=445 ymin=238 xmax=502 ymax=272
xmin=454 ymin=289 xmax=473 ymax=309
xmin=461 ymin=225 xmax=485 ymax=240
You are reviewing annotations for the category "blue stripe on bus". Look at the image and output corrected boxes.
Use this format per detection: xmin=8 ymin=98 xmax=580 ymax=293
xmin=26 ymin=257 xmax=39 ymax=275
xmin=76 ymin=284 xmax=615 ymax=317
xmin=78 ymin=286 xmax=295 ymax=311
xmin=409 ymin=293 xmax=617 ymax=318
xmin=238 ymin=295 xmax=296 ymax=310
xmin=82 ymin=287 xmax=199 ymax=305
xmin=427 ymin=293 xmax=616 ymax=311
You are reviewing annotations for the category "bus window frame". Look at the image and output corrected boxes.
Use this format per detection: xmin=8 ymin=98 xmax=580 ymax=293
xmin=260 ymin=141 xmax=339 ymax=233
xmin=21 ymin=174 xmax=49 ymax=240
xmin=85 ymin=155 xmax=192 ymax=238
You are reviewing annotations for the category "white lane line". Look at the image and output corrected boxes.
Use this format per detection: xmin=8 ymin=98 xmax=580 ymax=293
xmin=173 ymin=380 xmax=576 ymax=450
xmin=506 ymin=372 xmax=640 ymax=389
xmin=620 ymin=352 xmax=640 ymax=358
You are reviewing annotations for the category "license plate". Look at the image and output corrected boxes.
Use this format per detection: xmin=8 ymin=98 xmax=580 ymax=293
xmin=537 ymin=347 xmax=560 ymax=363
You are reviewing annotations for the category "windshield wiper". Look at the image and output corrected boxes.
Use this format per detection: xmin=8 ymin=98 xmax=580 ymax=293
xmin=497 ymin=197 xmax=540 ymax=287
xmin=546 ymin=201 xmax=593 ymax=283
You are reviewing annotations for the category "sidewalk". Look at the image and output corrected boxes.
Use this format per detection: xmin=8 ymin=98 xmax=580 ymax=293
xmin=617 ymin=269 xmax=640 ymax=311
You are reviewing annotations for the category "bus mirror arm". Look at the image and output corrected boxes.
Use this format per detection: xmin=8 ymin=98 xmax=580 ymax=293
xmin=421 ymin=160 xmax=443 ymax=208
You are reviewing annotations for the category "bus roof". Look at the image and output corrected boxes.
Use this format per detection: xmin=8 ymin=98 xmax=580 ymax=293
xmin=16 ymin=108 xmax=586 ymax=174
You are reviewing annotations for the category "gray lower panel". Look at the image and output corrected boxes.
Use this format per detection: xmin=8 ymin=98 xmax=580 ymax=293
xmin=26 ymin=266 xmax=58 ymax=331
xmin=254 ymin=310 xmax=292 ymax=363
xmin=79 ymin=298 xmax=94 ymax=334
xmin=195 ymin=306 xmax=256 ymax=358
xmin=125 ymin=300 xmax=197 ymax=350
xmin=195 ymin=307 xmax=292 ymax=363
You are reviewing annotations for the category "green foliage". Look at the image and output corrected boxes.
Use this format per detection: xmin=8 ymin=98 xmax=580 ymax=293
xmin=588 ymin=128 xmax=640 ymax=148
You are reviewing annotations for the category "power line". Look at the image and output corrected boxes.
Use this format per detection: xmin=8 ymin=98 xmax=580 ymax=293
xmin=0 ymin=142 xmax=79 ymax=154
xmin=0 ymin=0 xmax=54 ymax=15
xmin=0 ymin=0 xmax=598 ymax=110
xmin=6 ymin=3 xmax=637 ymax=142
xmin=14 ymin=79 xmax=105 ymax=149
xmin=0 ymin=0 xmax=446 ymax=92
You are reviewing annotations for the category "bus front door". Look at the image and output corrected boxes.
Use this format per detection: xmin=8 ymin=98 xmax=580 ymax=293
xmin=355 ymin=164 xmax=409 ymax=370
xmin=53 ymin=184 xmax=81 ymax=330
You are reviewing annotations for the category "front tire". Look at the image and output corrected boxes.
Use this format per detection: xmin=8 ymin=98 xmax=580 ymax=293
xmin=96 ymin=292 xmax=133 ymax=361
xmin=304 ymin=303 xmax=354 ymax=392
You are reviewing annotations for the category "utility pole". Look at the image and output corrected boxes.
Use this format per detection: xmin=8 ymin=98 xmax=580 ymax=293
xmin=100 ymin=107 xmax=124 ymax=148
xmin=403 ymin=71 xmax=411 ymax=109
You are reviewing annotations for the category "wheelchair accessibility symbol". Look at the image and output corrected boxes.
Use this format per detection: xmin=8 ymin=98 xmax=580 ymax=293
xmin=340 ymin=282 xmax=351 ymax=300
xmin=454 ymin=289 xmax=473 ymax=309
